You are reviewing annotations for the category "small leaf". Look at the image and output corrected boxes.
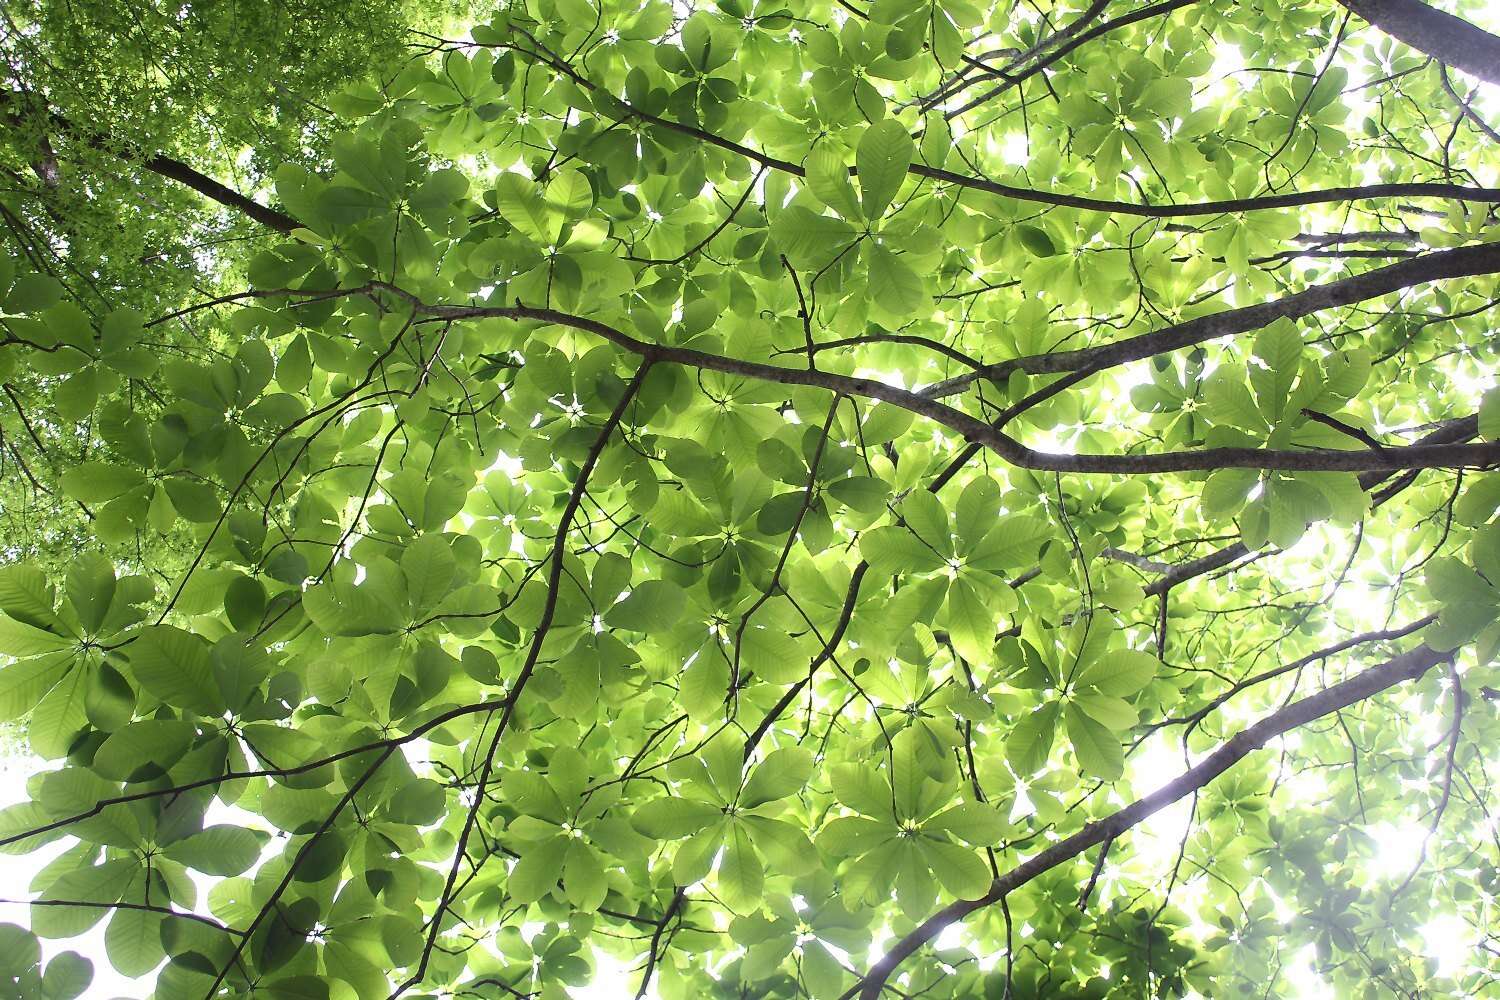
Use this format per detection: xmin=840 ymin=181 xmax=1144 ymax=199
xmin=1015 ymin=224 xmax=1057 ymax=257
xmin=41 ymin=951 xmax=93 ymax=1000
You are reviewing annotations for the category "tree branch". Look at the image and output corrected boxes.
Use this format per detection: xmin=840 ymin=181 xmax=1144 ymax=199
xmin=847 ymin=643 xmax=1454 ymax=999
xmin=924 ymin=240 xmax=1500 ymax=395
xmin=0 ymin=90 xmax=299 ymax=234
xmin=178 ymin=283 xmax=1500 ymax=477
xmin=492 ymin=31 xmax=1500 ymax=219
xmin=394 ymin=362 xmax=652 ymax=998
xmin=1337 ymin=0 xmax=1500 ymax=86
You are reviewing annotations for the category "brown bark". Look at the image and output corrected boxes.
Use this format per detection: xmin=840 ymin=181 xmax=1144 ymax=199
xmin=0 ymin=90 xmax=298 ymax=234
xmin=1339 ymin=0 xmax=1500 ymax=86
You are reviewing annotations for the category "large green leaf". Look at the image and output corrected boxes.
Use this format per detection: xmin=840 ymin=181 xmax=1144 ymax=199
xmin=1064 ymin=702 xmax=1124 ymax=781
xmin=856 ymin=119 xmax=913 ymax=218
xmin=126 ymin=626 xmax=225 ymax=716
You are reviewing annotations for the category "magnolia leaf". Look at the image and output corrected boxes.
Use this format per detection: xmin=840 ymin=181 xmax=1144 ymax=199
xmin=856 ymin=119 xmax=913 ymax=218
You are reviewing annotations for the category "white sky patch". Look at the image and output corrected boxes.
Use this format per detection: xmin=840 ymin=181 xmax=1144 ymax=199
xmin=1196 ymin=43 xmax=1246 ymax=110
xmin=852 ymin=368 xmax=909 ymax=391
xmin=1421 ymin=913 xmax=1477 ymax=980
xmin=1366 ymin=820 xmax=1432 ymax=880
xmin=1283 ymin=943 xmax=1333 ymax=997
xmin=1131 ymin=791 xmax=1195 ymax=873
xmin=572 ymin=946 xmax=651 ymax=999
xmin=486 ymin=450 xmax=524 ymax=478
xmin=1128 ymin=735 xmax=1189 ymax=795
xmin=934 ymin=921 xmax=966 ymax=951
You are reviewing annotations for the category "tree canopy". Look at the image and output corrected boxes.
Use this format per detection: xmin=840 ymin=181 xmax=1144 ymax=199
xmin=0 ymin=1 xmax=1498 ymax=998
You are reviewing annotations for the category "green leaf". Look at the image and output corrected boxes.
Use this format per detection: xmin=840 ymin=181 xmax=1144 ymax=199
xmin=859 ymin=526 xmax=947 ymax=575
xmin=301 ymin=579 xmax=401 ymax=637
xmin=32 ymin=859 xmax=137 ymax=937
xmin=495 ymin=172 xmax=553 ymax=243
xmin=92 ymin=720 xmax=196 ymax=780
xmin=0 ymin=653 xmax=69 ymax=721
xmin=1007 ymin=701 xmax=1059 ymax=776
xmin=65 ymin=555 xmax=116 ymax=636
xmin=59 ymin=463 xmax=144 ymax=504
xmin=543 ymin=168 xmax=594 ymax=226
xmin=945 ymin=576 xmax=996 ymax=665
xmin=28 ymin=665 xmax=89 ymax=759
xmin=916 ymin=837 xmax=990 ymax=899
xmin=1015 ymin=224 xmax=1058 ymax=257
xmin=1074 ymin=650 xmax=1159 ymax=697
xmin=830 ymin=764 xmax=893 ymax=819
xmin=509 ymin=836 xmax=569 ymax=903
xmin=1252 ymin=321 xmax=1303 ymax=419
xmin=717 ymin=823 xmax=763 ymax=911
xmin=968 ymin=516 xmax=1051 ymax=572
xmin=867 ymin=244 xmax=928 ymax=315
xmin=632 ymin=796 xmax=724 ymax=839
xmin=41 ymin=951 xmax=93 ymax=1000
xmin=826 ymin=476 xmax=890 ymax=514
xmin=605 ymin=579 xmax=686 ymax=632
xmin=856 ymin=119 xmax=913 ymax=218
xmin=126 ymin=626 xmax=226 ymax=716
xmin=384 ymin=778 xmax=448 ymax=826
xmin=1065 ymin=702 xmax=1124 ymax=780
xmin=0 ymin=564 xmax=59 ymax=628
xmin=771 ymin=206 xmax=858 ymax=267
xmin=563 ymin=841 xmax=607 ymax=911
xmin=927 ymin=802 xmax=1005 ymax=846
xmin=165 ymin=826 xmax=270 ymax=875
xmin=1202 ymin=468 xmax=1259 ymax=519
xmin=1481 ymin=387 xmax=1500 ymax=441
xmin=806 ymin=143 xmax=862 ymax=219
xmin=1074 ymin=692 xmax=1138 ymax=730
xmin=0 ymin=617 xmax=72 ymax=658
xmin=739 ymin=747 xmax=813 ymax=807
xmin=104 ymin=907 xmax=165 ymax=977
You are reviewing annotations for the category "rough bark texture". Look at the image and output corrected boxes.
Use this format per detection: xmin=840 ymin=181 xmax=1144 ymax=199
xmin=1339 ymin=0 xmax=1500 ymax=86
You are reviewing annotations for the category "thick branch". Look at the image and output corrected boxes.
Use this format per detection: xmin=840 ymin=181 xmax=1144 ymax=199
xmin=926 ymin=240 xmax=1500 ymax=395
xmin=182 ymin=283 xmax=1500 ymax=477
xmin=1338 ymin=0 xmax=1500 ymax=86
xmin=849 ymin=643 xmax=1453 ymax=999
xmin=0 ymin=90 xmax=298 ymax=234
